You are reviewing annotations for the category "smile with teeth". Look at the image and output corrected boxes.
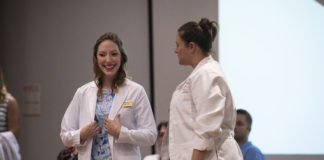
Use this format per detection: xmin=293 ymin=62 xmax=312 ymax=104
xmin=104 ymin=64 xmax=115 ymax=71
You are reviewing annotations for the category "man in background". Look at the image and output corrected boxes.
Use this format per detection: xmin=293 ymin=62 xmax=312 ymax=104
xmin=144 ymin=121 xmax=168 ymax=160
xmin=235 ymin=109 xmax=265 ymax=160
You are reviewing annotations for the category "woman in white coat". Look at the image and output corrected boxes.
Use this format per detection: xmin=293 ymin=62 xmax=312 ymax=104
xmin=161 ymin=18 xmax=243 ymax=160
xmin=60 ymin=32 xmax=157 ymax=160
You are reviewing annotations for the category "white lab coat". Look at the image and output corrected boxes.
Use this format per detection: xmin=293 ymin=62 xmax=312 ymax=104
xmin=60 ymin=79 xmax=157 ymax=160
xmin=0 ymin=131 xmax=21 ymax=160
xmin=162 ymin=56 xmax=243 ymax=160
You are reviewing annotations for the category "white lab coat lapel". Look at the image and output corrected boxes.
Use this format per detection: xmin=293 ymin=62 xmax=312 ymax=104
xmin=88 ymin=86 xmax=98 ymax=121
xmin=190 ymin=55 xmax=212 ymax=77
xmin=109 ymin=84 xmax=128 ymax=120
xmin=107 ymin=82 xmax=129 ymax=159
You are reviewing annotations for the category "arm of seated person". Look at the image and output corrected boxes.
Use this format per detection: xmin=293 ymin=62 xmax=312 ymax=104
xmin=7 ymin=96 xmax=20 ymax=139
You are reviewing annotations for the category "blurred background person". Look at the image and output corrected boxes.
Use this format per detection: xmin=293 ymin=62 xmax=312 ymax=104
xmin=235 ymin=109 xmax=265 ymax=160
xmin=57 ymin=147 xmax=78 ymax=160
xmin=0 ymin=67 xmax=20 ymax=160
xmin=144 ymin=121 xmax=168 ymax=160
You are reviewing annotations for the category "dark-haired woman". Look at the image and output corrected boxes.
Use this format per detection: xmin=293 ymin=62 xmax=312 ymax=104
xmin=161 ymin=18 xmax=243 ymax=160
xmin=61 ymin=32 xmax=157 ymax=160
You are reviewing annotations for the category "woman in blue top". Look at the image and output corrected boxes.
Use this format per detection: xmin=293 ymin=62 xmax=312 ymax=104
xmin=61 ymin=33 xmax=157 ymax=160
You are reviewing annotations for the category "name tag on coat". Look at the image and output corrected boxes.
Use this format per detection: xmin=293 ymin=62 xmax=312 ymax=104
xmin=122 ymin=100 xmax=133 ymax=108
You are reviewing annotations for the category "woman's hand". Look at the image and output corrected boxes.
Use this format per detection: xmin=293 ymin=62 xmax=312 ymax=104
xmin=104 ymin=114 xmax=121 ymax=138
xmin=80 ymin=122 xmax=99 ymax=143
xmin=191 ymin=149 xmax=206 ymax=160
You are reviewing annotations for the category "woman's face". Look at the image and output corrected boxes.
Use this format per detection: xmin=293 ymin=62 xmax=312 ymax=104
xmin=96 ymin=40 xmax=121 ymax=81
xmin=175 ymin=33 xmax=191 ymax=65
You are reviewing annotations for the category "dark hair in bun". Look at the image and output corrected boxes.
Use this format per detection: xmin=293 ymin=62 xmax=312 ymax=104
xmin=178 ymin=18 xmax=218 ymax=55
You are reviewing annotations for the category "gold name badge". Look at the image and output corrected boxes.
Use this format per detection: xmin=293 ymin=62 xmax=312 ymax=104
xmin=122 ymin=100 xmax=133 ymax=108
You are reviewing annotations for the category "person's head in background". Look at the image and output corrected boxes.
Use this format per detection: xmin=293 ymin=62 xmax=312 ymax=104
xmin=93 ymin=32 xmax=128 ymax=96
xmin=234 ymin=109 xmax=252 ymax=146
xmin=157 ymin=121 xmax=168 ymax=150
xmin=175 ymin=18 xmax=218 ymax=67
xmin=0 ymin=67 xmax=7 ymax=103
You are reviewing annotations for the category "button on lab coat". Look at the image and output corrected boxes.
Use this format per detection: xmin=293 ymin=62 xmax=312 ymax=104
xmin=60 ymin=79 xmax=157 ymax=160
xmin=162 ymin=56 xmax=243 ymax=160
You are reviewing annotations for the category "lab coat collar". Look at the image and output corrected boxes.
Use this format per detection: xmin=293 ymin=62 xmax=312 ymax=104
xmin=88 ymin=80 xmax=129 ymax=121
xmin=89 ymin=83 xmax=98 ymax=121
xmin=190 ymin=55 xmax=214 ymax=76
xmin=109 ymin=80 xmax=129 ymax=120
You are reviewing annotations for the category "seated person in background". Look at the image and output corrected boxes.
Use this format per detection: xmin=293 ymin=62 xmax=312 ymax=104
xmin=0 ymin=67 xmax=20 ymax=160
xmin=235 ymin=109 xmax=266 ymax=160
xmin=57 ymin=147 xmax=78 ymax=160
xmin=144 ymin=121 xmax=168 ymax=160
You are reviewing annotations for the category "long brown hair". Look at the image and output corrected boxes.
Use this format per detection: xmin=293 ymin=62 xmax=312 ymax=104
xmin=178 ymin=18 xmax=218 ymax=56
xmin=93 ymin=32 xmax=128 ymax=97
xmin=0 ymin=68 xmax=8 ymax=103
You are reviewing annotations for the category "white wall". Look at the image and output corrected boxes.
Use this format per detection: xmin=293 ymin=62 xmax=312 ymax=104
xmin=219 ymin=0 xmax=324 ymax=159
xmin=1 ymin=0 xmax=151 ymax=159
xmin=266 ymin=154 xmax=324 ymax=160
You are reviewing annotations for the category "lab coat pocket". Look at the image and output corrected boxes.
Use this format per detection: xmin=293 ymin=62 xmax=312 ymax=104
xmin=179 ymin=80 xmax=197 ymax=118
xmin=118 ymin=107 xmax=135 ymax=129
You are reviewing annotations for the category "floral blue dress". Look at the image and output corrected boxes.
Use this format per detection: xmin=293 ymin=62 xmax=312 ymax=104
xmin=91 ymin=89 xmax=114 ymax=160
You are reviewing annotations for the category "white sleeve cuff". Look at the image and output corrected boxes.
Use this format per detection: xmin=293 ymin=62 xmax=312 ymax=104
xmin=115 ymin=126 xmax=128 ymax=143
xmin=192 ymin=137 xmax=215 ymax=151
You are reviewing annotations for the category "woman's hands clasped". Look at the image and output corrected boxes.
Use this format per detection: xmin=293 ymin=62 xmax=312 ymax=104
xmin=80 ymin=122 xmax=99 ymax=143
xmin=79 ymin=114 xmax=122 ymax=144
xmin=104 ymin=114 xmax=121 ymax=138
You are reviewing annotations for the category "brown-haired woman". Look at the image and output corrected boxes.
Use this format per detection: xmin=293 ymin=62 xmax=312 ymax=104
xmin=61 ymin=32 xmax=157 ymax=160
xmin=161 ymin=18 xmax=243 ymax=160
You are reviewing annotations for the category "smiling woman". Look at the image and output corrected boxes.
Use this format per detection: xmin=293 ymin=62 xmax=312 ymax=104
xmin=60 ymin=32 xmax=157 ymax=160
xmin=92 ymin=33 xmax=128 ymax=96
xmin=96 ymin=40 xmax=121 ymax=85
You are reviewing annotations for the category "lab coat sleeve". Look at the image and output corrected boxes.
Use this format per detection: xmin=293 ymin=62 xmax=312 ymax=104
xmin=0 ymin=131 xmax=21 ymax=160
xmin=190 ymin=70 xmax=227 ymax=151
xmin=60 ymin=89 xmax=82 ymax=147
xmin=116 ymin=87 xmax=157 ymax=146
